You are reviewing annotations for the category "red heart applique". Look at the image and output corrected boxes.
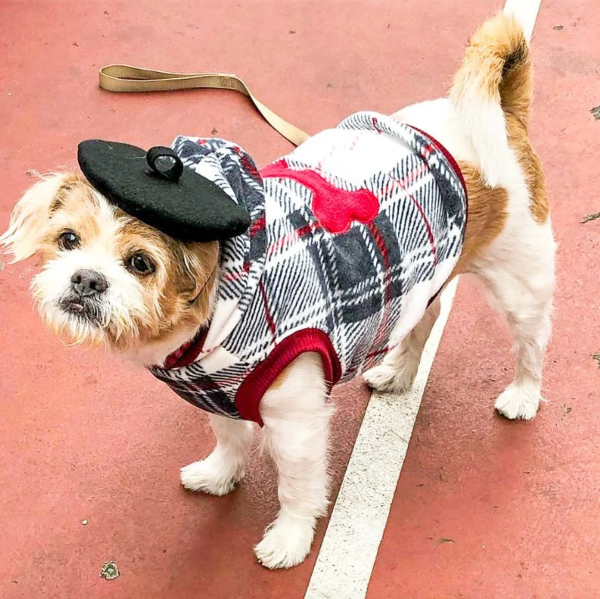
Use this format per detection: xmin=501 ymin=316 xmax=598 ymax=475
xmin=261 ymin=160 xmax=380 ymax=233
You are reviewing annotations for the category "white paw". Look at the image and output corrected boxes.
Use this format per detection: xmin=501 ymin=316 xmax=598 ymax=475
xmin=254 ymin=513 xmax=315 ymax=569
xmin=495 ymin=383 xmax=541 ymax=420
xmin=180 ymin=451 xmax=245 ymax=496
xmin=363 ymin=362 xmax=416 ymax=394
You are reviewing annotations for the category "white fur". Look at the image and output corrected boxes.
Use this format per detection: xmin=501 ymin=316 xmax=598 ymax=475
xmin=451 ymin=96 xmax=508 ymax=187
xmin=126 ymin=324 xmax=205 ymax=368
xmin=181 ymin=415 xmax=254 ymax=495
xmin=256 ymin=353 xmax=333 ymax=568
xmin=32 ymin=240 xmax=149 ymax=346
xmin=0 ymin=174 xmax=70 ymax=261
xmin=472 ymin=205 xmax=555 ymax=420
xmin=180 ymin=353 xmax=332 ymax=569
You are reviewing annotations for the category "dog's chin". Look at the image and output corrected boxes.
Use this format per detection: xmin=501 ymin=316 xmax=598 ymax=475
xmin=40 ymin=296 xmax=112 ymax=348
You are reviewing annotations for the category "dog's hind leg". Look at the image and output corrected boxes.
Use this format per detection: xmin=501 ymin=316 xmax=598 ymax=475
xmin=180 ymin=415 xmax=255 ymax=496
xmin=474 ymin=221 xmax=555 ymax=420
xmin=363 ymin=296 xmax=442 ymax=394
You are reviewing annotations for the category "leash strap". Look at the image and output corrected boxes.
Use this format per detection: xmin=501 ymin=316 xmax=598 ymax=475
xmin=99 ymin=65 xmax=310 ymax=147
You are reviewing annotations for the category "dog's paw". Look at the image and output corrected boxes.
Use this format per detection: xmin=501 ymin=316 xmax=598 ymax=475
xmin=363 ymin=362 xmax=416 ymax=394
xmin=180 ymin=452 xmax=245 ymax=496
xmin=254 ymin=513 xmax=315 ymax=569
xmin=495 ymin=383 xmax=541 ymax=420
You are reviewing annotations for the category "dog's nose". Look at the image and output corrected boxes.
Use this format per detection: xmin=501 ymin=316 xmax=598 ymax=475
xmin=71 ymin=269 xmax=109 ymax=296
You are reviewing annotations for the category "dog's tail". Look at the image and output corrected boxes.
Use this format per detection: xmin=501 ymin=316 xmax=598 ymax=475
xmin=449 ymin=12 xmax=532 ymax=187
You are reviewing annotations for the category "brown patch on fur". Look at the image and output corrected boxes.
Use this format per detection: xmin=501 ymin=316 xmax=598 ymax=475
xmin=451 ymin=161 xmax=508 ymax=276
xmin=505 ymin=113 xmax=549 ymax=224
xmin=137 ymin=240 xmax=219 ymax=350
xmin=498 ymin=35 xmax=532 ymax=119
xmin=495 ymin=16 xmax=549 ymax=225
xmin=268 ymin=353 xmax=317 ymax=392
xmin=112 ymin=212 xmax=219 ymax=351
xmin=49 ymin=197 xmax=62 ymax=212
xmin=270 ymin=367 xmax=289 ymax=391
xmin=36 ymin=178 xmax=103 ymax=261
xmin=50 ymin=174 xmax=85 ymax=213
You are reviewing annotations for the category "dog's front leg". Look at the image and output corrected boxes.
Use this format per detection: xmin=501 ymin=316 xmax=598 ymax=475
xmin=254 ymin=352 xmax=334 ymax=569
xmin=180 ymin=414 xmax=254 ymax=495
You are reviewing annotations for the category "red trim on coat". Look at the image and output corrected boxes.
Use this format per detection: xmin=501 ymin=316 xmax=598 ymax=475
xmin=162 ymin=327 xmax=209 ymax=369
xmin=235 ymin=329 xmax=342 ymax=426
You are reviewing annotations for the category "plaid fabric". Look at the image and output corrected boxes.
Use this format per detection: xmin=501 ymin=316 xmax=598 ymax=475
xmin=149 ymin=111 xmax=467 ymax=423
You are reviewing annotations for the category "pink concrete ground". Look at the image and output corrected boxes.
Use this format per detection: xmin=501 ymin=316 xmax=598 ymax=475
xmin=1 ymin=1 xmax=598 ymax=598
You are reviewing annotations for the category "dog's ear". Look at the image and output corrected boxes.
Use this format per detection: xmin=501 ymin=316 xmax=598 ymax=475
xmin=0 ymin=172 xmax=80 ymax=262
xmin=177 ymin=241 xmax=220 ymax=300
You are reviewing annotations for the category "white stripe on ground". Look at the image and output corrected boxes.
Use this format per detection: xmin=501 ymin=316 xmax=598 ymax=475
xmin=504 ymin=0 xmax=542 ymax=42
xmin=304 ymin=2 xmax=541 ymax=597
xmin=304 ymin=278 xmax=458 ymax=599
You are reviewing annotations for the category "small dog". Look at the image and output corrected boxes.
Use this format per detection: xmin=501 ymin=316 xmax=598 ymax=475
xmin=0 ymin=13 xmax=555 ymax=569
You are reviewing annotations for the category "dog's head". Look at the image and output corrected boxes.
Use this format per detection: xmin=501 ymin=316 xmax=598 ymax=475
xmin=0 ymin=173 xmax=219 ymax=356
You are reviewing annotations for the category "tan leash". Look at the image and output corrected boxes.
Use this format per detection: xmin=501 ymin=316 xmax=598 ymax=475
xmin=99 ymin=65 xmax=310 ymax=147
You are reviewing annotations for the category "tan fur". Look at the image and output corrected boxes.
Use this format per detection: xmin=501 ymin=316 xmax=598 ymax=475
xmin=506 ymin=112 xmax=549 ymax=224
xmin=34 ymin=179 xmax=104 ymax=262
xmin=269 ymin=361 xmax=295 ymax=391
xmin=113 ymin=212 xmax=219 ymax=350
xmin=452 ymin=162 xmax=509 ymax=276
xmin=452 ymin=13 xmax=530 ymax=109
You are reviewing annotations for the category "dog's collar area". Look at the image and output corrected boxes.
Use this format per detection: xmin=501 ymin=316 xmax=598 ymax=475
xmin=163 ymin=263 xmax=219 ymax=368
xmin=162 ymin=326 xmax=209 ymax=369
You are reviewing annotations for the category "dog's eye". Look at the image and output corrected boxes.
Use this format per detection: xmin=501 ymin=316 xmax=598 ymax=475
xmin=127 ymin=252 xmax=155 ymax=276
xmin=58 ymin=230 xmax=80 ymax=251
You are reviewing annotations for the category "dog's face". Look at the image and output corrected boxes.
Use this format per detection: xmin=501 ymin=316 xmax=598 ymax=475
xmin=0 ymin=173 xmax=219 ymax=354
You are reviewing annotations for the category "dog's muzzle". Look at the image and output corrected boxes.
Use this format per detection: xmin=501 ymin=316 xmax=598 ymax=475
xmin=59 ymin=269 xmax=109 ymax=323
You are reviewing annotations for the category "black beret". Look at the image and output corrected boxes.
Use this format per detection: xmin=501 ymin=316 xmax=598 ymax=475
xmin=77 ymin=140 xmax=251 ymax=242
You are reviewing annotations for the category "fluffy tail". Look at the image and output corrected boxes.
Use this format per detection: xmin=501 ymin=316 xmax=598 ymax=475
xmin=449 ymin=12 xmax=532 ymax=187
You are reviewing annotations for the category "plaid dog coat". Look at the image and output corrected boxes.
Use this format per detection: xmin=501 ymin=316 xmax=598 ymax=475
xmin=149 ymin=112 xmax=467 ymax=425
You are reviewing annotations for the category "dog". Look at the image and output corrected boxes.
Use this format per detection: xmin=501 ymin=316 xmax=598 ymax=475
xmin=0 ymin=12 xmax=555 ymax=569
